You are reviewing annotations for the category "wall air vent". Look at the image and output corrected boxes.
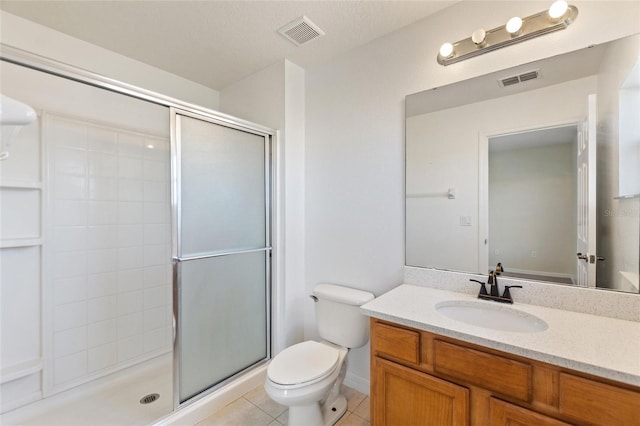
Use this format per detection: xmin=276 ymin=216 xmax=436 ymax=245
xmin=499 ymin=69 xmax=540 ymax=87
xmin=501 ymin=76 xmax=521 ymax=87
xmin=519 ymin=70 xmax=539 ymax=82
xmin=278 ymin=16 xmax=325 ymax=46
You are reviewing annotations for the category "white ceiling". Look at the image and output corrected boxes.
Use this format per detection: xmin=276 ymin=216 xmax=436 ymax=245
xmin=0 ymin=1 xmax=456 ymax=91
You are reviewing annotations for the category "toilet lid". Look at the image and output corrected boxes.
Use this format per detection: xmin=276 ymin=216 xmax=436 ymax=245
xmin=268 ymin=341 xmax=340 ymax=386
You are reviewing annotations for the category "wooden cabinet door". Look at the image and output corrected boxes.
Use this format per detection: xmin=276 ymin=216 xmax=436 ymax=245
xmin=558 ymin=373 xmax=640 ymax=425
xmin=373 ymin=357 xmax=468 ymax=426
xmin=489 ymin=398 xmax=571 ymax=426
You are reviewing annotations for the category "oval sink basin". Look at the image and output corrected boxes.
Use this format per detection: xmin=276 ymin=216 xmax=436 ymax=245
xmin=435 ymin=300 xmax=548 ymax=333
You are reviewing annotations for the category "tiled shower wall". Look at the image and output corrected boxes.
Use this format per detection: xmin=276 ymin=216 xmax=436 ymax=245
xmin=46 ymin=114 xmax=172 ymax=393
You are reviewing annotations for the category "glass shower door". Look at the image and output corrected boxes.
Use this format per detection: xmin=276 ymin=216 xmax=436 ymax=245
xmin=171 ymin=109 xmax=271 ymax=406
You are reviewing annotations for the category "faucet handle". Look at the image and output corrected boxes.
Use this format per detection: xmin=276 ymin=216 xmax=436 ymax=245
xmin=502 ymin=285 xmax=522 ymax=301
xmin=470 ymin=279 xmax=488 ymax=295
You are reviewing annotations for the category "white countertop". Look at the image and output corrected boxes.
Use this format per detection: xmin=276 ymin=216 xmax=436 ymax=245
xmin=361 ymin=284 xmax=640 ymax=387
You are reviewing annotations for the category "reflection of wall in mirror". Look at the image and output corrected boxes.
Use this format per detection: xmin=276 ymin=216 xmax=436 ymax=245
xmin=489 ymin=141 xmax=577 ymax=282
xmin=596 ymin=35 xmax=640 ymax=292
xmin=406 ymin=76 xmax=596 ymax=273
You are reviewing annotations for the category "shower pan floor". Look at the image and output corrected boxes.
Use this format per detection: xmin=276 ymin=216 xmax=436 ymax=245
xmin=1 ymin=353 xmax=172 ymax=426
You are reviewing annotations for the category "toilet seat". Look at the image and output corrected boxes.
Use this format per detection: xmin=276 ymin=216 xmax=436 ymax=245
xmin=268 ymin=341 xmax=340 ymax=386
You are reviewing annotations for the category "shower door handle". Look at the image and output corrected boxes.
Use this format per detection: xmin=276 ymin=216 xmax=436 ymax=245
xmin=172 ymin=315 xmax=176 ymax=345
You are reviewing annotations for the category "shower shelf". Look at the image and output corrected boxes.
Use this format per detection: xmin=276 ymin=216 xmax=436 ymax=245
xmin=614 ymin=193 xmax=640 ymax=200
xmin=0 ymin=180 xmax=42 ymax=190
xmin=0 ymin=238 xmax=42 ymax=249
xmin=0 ymin=358 xmax=43 ymax=384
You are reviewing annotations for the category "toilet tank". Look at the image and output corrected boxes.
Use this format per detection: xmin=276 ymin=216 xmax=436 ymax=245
xmin=312 ymin=283 xmax=375 ymax=348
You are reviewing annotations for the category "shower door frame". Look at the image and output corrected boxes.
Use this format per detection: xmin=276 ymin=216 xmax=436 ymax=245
xmin=170 ymin=107 xmax=273 ymax=409
xmin=0 ymin=43 xmax=278 ymax=417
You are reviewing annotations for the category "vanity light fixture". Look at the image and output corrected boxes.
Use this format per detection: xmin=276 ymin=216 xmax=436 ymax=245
xmin=439 ymin=42 xmax=454 ymax=58
xmin=506 ymin=17 xmax=523 ymax=35
xmin=548 ymin=0 xmax=569 ymax=20
xmin=437 ymin=1 xmax=578 ymax=66
xmin=472 ymin=28 xmax=487 ymax=46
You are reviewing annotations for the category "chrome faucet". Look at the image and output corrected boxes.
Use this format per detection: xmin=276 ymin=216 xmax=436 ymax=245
xmin=470 ymin=271 xmax=522 ymax=304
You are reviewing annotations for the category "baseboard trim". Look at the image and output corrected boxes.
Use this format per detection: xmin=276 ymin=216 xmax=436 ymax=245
xmin=344 ymin=371 xmax=369 ymax=395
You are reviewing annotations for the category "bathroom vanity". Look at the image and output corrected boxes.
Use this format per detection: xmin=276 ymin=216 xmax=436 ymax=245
xmin=362 ymin=285 xmax=640 ymax=425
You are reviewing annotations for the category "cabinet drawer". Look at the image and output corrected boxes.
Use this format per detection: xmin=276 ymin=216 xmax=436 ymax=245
xmin=434 ymin=340 xmax=532 ymax=402
xmin=489 ymin=398 xmax=570 ymax=426
xmin=373 ymin=323 xmax=420 ymax=364
xmin=558 ymin=373 xmax=640 ymax=425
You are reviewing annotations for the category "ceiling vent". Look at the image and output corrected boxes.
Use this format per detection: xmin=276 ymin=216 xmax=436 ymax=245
xmin=278 ymin=16 xmax=325 ymax=46
xmin=499 ymin=69 xmax=540 ymax=87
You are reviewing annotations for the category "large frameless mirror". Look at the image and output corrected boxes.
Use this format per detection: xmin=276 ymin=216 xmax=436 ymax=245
xmin=405 ymin=33 xmax=640 ymax=294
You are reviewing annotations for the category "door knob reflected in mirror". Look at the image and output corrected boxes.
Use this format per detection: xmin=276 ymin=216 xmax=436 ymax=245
xmin=577 ymin=253 xmax=606 ymax=263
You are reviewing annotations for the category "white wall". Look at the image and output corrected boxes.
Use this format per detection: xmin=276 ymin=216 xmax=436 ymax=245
xmin=220 ymin=61 xmax=286 ymax=130
xmin=220 ymin=60 xmax=307 ymax=353
xmin=0 ymin=11 xmax=220 ymax=110
xmin=305 ymin=1 xmax=640 ymax=390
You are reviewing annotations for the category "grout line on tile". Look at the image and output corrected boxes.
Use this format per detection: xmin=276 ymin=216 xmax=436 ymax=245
xmin=244 ymin=396 xmax=280 ymax=422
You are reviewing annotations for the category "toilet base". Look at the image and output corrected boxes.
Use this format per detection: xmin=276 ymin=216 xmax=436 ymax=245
xmin=323 ymin=394 xmax=347 ymax=426
xmin=287 ymin=394 xmax=347 ymax=426
xmin=288 ymin=403 xmax=324 ymax=426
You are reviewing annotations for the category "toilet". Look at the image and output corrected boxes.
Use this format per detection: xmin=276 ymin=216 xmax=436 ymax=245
xmin=264 ymin=283 xmax=375 ymax=426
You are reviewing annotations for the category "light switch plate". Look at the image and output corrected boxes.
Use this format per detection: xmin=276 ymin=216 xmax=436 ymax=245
xmin=460 ymin=216 xmax=472 ymax=226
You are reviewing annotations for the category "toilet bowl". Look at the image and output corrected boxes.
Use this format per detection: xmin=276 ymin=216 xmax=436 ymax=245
xmin=265 ymin=341 xmax=348 ymax=426
xmin=264 ymin=283 xmax=375 ymax=426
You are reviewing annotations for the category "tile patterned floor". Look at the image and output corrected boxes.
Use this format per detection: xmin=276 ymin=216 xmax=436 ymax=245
xmin=197 ymin=384 xmax=370 ymax=426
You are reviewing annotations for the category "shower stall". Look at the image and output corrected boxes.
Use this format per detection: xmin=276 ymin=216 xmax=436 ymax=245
xmin=0 ymin=47 xmax=274 ymax=425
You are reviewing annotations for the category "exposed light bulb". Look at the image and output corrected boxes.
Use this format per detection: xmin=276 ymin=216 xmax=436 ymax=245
xmin=549 ymin=0 xmax=568 ymax=19
xmin=439 ymin=42 xmax=454 ymax=57
xmin=472 ymin=28 xmax=486 ymax=45
xmin=506 ymin=17 xmax=523 ymax=34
